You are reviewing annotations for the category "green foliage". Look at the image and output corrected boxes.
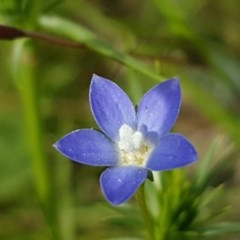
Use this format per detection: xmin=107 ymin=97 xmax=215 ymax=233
xmin=143 ymin=140 xmax=240 ymax=239
xmin=0 ymin=110 xmax=30 ymax=202
xmin=0 ymin=0 xmax=240 ymax=239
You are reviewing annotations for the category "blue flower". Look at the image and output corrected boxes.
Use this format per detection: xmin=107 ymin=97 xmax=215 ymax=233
xmin=54 ymin=74 xmax=198 ymax=205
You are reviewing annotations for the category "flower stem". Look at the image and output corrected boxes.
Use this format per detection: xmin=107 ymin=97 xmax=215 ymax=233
xmin=136 ymin=184 xmax=156 ymax=240
xmin=11 ymin=39 xmax=61 ymax=239
xmin=12 ymin=39 xmax=50 ymax=204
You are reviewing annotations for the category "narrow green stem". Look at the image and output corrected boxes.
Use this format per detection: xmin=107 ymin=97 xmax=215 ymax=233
xmin=12 ymin=39 xmax=49 ymax=203
xmin=11 ymin=39 xmax=61 ymax=239
xmin=136 ymin=184 xmax=156 ymax=240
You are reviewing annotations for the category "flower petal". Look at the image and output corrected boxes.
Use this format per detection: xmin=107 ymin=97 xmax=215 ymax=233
xmin=90 ymin=74 xmax=136 ymax=141
xmin=54 ymin=129 xmax=118 ymax=166
xmin=146 ymin=133 xmax=198 ymax=171
xmin=137 ymin=78 xmax=181 ymax=140
xmin=100 ymin=166 xmax=147 ymax=205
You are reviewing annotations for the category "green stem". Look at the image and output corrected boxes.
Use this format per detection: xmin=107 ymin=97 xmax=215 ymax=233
xmin=12 ymin=39 xmax=49 ymax=203
xmin=11 ymin=39 xmax=60 ymax=239
xmin=136 ymin=184 xmax=156 ymax=240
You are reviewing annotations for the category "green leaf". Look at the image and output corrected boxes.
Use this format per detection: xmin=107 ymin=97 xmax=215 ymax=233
xmin=38 ymin=15 xmax=165 ymax=82
xmin=199 ymin=222 xmax=240 ymax=236
xmin=194 ymin=139 xmax=219 ymax=192
xmin=198 ymin=185 xmax=224 ymax=210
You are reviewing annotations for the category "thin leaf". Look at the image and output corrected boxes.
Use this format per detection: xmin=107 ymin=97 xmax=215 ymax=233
xmin=38 ymin=15 xmax=165 ymax=82
xmin=199 ymin=222 xmax=240 ymax=236
xmin=194 ymin=139 xmax=219 ymax=192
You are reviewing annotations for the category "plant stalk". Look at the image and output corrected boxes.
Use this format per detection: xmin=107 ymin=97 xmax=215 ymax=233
xmin=136 ymin=184 xmax=156 ymax=240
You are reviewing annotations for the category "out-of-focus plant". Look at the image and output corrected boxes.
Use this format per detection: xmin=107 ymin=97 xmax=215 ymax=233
xmin=0 ymin=1 xmax=74 ymax=240
xmin=1 ymin=0 xmax=240 ymax=239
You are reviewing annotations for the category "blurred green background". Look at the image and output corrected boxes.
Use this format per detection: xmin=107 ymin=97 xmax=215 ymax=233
xmin=0 ymin=0 xmax=240 ymax=239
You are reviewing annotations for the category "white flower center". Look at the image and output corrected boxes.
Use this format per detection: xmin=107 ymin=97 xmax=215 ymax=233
xmin=117 ymin=124 xmax=153 ymax=167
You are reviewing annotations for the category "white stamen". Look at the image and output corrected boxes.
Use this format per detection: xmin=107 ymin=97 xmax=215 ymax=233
xmin=118 ymin=124 xmax=143 ymax=151
xmin=117 ymin=124 xmax=153 ymax=166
